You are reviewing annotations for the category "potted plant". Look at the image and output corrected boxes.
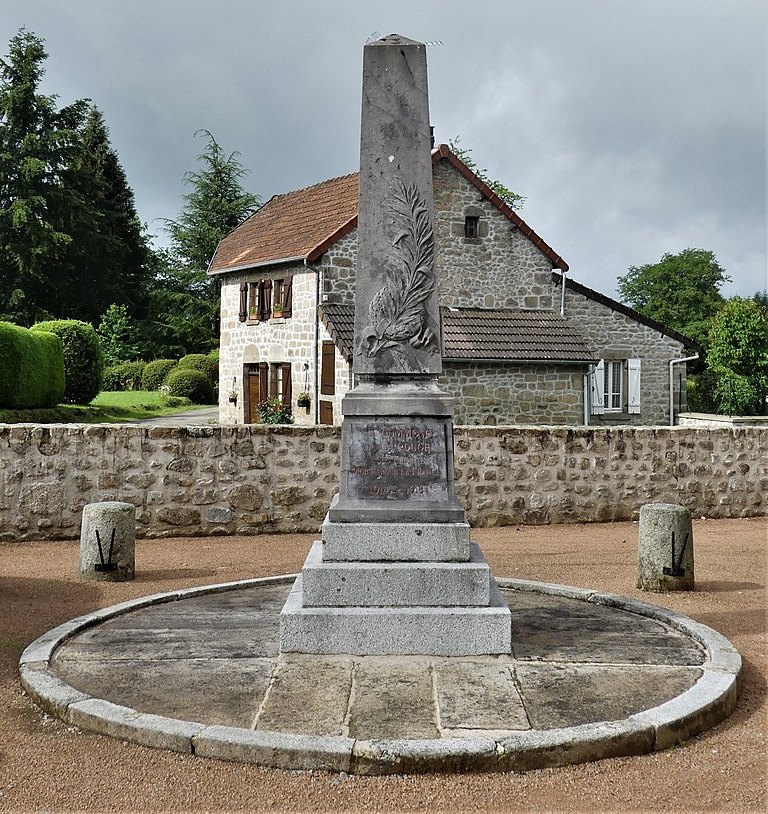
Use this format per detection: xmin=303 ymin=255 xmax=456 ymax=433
xmin=297 ymin=391 xmax=311 ymax=412
xmin=272 ymin=304 xmax=284 ymax=318
xmin=228 ymin=391 xmax=238 ymax=404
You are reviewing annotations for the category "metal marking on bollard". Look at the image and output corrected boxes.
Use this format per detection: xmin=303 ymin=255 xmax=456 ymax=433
xmin=663 ymin=531 xmax=689 ymax=578
xmin=93 ymin=527 xmax=118 ymax=573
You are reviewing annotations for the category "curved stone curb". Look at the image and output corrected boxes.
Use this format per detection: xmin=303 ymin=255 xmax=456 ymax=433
xmin=19 ymin=576 xmax=742 ymax=774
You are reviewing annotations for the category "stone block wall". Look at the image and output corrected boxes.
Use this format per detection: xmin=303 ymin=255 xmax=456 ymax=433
xmin=1 ymin=424 xmax=763 ymax=542
xmin=556 ymin=281 xmax=690 ymax=426
xmin=441 ymin=363 xmax=584 ymax=426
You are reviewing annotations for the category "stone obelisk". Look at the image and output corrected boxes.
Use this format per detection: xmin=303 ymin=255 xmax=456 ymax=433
xmin=279 ymin=34 xmax=510 ymax=655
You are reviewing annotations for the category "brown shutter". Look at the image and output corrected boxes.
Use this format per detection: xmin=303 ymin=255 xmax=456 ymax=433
xmin=281 ymin=362 xmax=292 ymax=408
xmin=319 ymin=400 xmax=333 ymax=425
xmin=264 ymin=279 xmax=273 ymax=320
xmin=239 ymin=281 xmax=247 ymax=322
xmin=247 ymin=367 xmax=261 ymax=423
xmin=282 ymin=276 xmax=293 ymax=317
xmin=259 ymin=362 xmax=269 ymax=402
xmin=320 ymin=341 xmax=336 ymax=396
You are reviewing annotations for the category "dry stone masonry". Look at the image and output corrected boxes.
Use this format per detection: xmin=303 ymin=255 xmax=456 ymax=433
xmin=0 ymin=424 xmax=763 ymax=542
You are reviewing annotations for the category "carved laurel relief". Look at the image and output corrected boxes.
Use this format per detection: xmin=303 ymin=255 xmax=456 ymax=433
xmin=361 ymin=180 xmax=439 ymax=371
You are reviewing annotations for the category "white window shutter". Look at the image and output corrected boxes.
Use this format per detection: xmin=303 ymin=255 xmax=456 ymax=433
xmin=591 ymin=360 xmax=605 ymax=415
xmin=628 ymin=358 xmax=641 ymax=414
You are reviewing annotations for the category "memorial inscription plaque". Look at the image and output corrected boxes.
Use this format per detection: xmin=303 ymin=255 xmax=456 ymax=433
xmin=347 ymin=419 xmax=449 ymax=502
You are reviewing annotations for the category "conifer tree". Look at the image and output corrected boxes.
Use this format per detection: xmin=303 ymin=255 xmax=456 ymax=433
xmin=0 ymin=28 xmax=88 ymax=324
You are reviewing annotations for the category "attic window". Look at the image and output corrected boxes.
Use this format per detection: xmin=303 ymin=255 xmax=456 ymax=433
xmin=464 ymin=216 xmax=479 ymax=239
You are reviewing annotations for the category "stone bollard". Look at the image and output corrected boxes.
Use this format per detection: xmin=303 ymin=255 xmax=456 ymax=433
xmin=637 ymin=503 xmax=694 ymax=592
xmin=80 ymin=501 xmax=135 ymax=581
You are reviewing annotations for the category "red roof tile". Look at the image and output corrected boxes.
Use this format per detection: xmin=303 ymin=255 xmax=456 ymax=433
xmin=209 ymin=146 xmax=568 ymax=274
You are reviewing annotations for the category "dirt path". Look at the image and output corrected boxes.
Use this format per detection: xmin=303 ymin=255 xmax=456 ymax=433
xmin=1 ymin=518 xmax=765 ymax=813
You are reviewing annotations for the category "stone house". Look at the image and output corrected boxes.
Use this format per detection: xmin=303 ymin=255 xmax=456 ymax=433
xmin=208 ymin=145 xmax=699 ymax=427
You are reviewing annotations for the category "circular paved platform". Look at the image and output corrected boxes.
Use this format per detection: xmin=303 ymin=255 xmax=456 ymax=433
xmin=19 ymin=576 xmax=741 ymax=774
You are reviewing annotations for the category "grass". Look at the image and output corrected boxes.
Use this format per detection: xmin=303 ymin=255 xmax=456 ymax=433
xmin=0 ymin=390 xmax=216 ymax=424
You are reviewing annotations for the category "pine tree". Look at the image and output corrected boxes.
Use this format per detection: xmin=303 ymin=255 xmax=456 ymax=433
xmin=149 ymin=130 xmax=260 ymax=352
xmin=0 ymin=28 xmax=88 ymax=324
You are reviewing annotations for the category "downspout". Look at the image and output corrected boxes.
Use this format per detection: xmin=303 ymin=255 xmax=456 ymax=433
xmin=583 ymin=368 xmax=591 ymax=426
xmin=669 ymin=354 xmax=699 ymax=426
xmin=306 ymin=259 xmax=320 ymax=425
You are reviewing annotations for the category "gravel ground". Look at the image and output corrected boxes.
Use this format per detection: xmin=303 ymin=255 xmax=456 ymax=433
xmin=1 ymin=517 xmax=765 ymax=813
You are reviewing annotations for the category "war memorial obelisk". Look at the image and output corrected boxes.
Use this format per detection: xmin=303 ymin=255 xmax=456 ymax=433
xmin=280 ymin=34 xmax=511 ymax=655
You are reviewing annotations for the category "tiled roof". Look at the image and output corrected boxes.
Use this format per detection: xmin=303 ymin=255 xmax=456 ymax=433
xmin=209 ymin=146 xmax=568 ymax=274
xmin=551 ymin=272 xmax=701 ymax=351
xmin=208 ymin=173 xmax=359 ymax=273
xmin=319 ymin=303 xmax=596 ymax=364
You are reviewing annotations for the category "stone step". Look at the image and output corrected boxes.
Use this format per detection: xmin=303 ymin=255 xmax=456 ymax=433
xmin=302 ymin=541 xmax=492 ymax=607
xmin=280 ymin=577 xmax=511 ymax=656
xmin=321 ymin=515 xmax=470 ymax=562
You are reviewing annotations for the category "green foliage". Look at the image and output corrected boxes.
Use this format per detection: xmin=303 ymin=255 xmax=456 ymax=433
xmin=0 ymin=321 xmax=64 ymax=408
xmin=32 ymin=319 xmax=103 ymax=404
xmin=176 ymin=352 xmax=218 ymax=385
xmin=257 ymin=397 xmax=294 ymax=425
xmin=148 ymin=130 xmax=260 ymax=353
xmin=164 ymin=368 xmax=214 ymax=404
xmin=617 ymin=249 xmax=730 ymax=347
xmin=102 ymin=360 xmax=146 ymax=391
xmin=97 ymin=303 xmax=141 ymax=366
xmin=685 ymin=371 xmax=718 ymax=414
xmin=705 ymin=297 xmax=768 ymax=415
xmin=0 ymin=29 xmax=89 ymax=326
xmin=448 ymin=137 xmax=525 ymax=210
xmin=141 ymin=358 xmax=178 ymax=391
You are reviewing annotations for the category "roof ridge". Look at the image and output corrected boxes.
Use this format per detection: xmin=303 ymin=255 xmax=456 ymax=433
xmin=271 ymin=171 xmax=358 ymax=201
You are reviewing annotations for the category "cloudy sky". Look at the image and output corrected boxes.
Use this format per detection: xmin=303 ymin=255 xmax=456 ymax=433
xmin=2 ymin=0 xmax=765 ymax=299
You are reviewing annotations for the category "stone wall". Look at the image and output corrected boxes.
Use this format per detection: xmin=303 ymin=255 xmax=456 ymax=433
xmin=441 ymin=363 xmax=584 ymax=426
xmin=556 ymin=281 xmax=689 ymax=426
xmin=1 ymin=424 xmax=763 ymax=542
xmin=678 ymin=413 xmax=768 ymax=428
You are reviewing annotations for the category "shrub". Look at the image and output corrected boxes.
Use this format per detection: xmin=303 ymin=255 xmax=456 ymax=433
xmin=176 ymin=353 xmax=218 ymax=385
xmin=0 ymin=321 xmax=65 ymax=408
xmin=32 ymin=319 xmax=104 ymax=404
xmin=165 ymin=368 xmax=214 ymax=404
xmin=257 ymin=397 xmax=294 ymax=424
xmin=207 ymin=348 xmax=220 ymax=364
xmin=102 ymin=360 xmax=146 ymax=391
xmin=141 ymin=359 xmax=178 ymax=391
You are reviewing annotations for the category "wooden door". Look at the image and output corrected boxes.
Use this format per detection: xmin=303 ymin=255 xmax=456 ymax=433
xmin=319 ymin=400 xmax=333 ymax=425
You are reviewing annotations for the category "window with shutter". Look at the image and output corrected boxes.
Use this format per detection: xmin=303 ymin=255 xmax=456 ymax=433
xmin=604 ymin=361 xmax=623 ymax=412
xmin=282 ymin=276 xmax=293 ymax=317
xmin=281 ymin=362 xmax=292 ymax=408
xmin=320 ymin=341 xmax=335 ymax=395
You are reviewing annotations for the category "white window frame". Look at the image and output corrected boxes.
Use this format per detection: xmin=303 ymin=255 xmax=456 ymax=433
xmin=604 ymin=360 xmax=624 ymax=412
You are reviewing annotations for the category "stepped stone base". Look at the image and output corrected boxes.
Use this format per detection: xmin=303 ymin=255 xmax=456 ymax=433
xmin=302 ymin=541 xmax=492 ymax=607
xmin=280 ymin=576 xmax=511 ymax=656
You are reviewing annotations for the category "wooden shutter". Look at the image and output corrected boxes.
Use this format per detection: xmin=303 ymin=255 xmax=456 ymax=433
xmin=627 ymin=358 xmax=641 ymax=414
xmin=259 ymin=362 xmax=268 ymax=403
xmin=264 ymin=279 xmax=273 ymax=319
xmin=590 ymin=360 xmax=605 ymax=415
xmin=319 ymin=400 xmax=333 ymax=425
xmin=320 ymin=341 xmax=336 ymax=396
xmin=281 ymin=362 xmax=292 ymax=408
xmin=282 ymin=276 xmax=293 ymax=317
xmin=247 ymin=367 xmax=261 ymax=423
xmin=239 ymin=281 xmax=247 ymax=322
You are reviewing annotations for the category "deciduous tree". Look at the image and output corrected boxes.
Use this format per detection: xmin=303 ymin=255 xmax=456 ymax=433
xmin=617 ymin=249 xmax=729 ymax=347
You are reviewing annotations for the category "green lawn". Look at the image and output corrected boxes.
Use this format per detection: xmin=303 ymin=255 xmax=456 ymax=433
xmin=0 ymin=391 xmax=216 ymax=424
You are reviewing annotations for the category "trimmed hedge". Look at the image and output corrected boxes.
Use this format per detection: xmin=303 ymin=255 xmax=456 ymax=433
xmin=103 ymin=361 xmax=146 ymax=391
xmin=141 ymin=359 xmax=178 ymax=391
xmin=32 ymin=320 xmax=103 ymax=404
xmin=177 ymin=353 xmax=218 ymax=385
xmin=165 ymin=368 xmax=213 ymax=404
xmin=0 ymin=321 xmax=65 ymax=408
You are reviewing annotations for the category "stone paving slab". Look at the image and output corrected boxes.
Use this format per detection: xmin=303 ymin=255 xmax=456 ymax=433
xmin=19 ymin=577 xmax=741 ymax=774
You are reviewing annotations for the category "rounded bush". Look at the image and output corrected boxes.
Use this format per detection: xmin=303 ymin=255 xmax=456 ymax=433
xmin=0 ymin=321 xmax=65 ymax=408
xmin=32 ymin=320 xmax=104 ymax=404
xmin=165 ymin=368 xmax=213 ymax=404
xmin=176 ymin=353 xmax=217 ymax=385
xmin=102 ymin=360 xmax=146 ymax=391
xmin=141 ymin=359 xmax=178 ymax=391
